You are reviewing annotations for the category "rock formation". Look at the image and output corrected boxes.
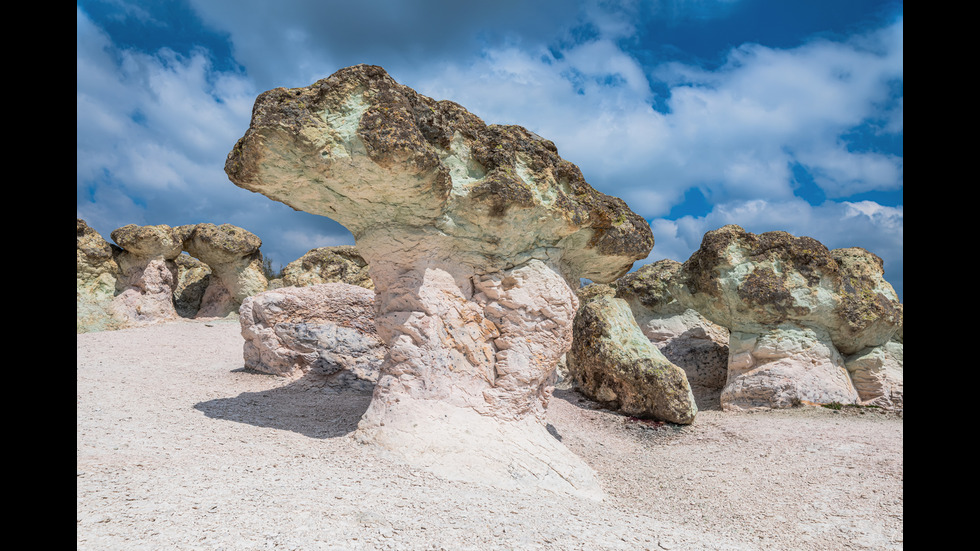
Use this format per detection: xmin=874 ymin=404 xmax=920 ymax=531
xmin=173 ymin=254 xmax=212 ymax=318
xmin=615 ymin=260 xmax=729 ymax=407
xmin=678 ymin=225 xmax=903 ymax=410
xmin=225 ymin=64 xmax=654 ymax=498
xmin=269 ymin=245 xmax=373 ymax=290
xmin=239 ymin=283 xmax=384 ymax=391
xmin=177 ymin=223 xmax=269 ymax=318
xmin=567 ymin=285 xmax=697 ymax=424
xmin=108 ymin=224 xmax=183 ymax=327
xmin=77 ymin=219 xmax=124 ymax=333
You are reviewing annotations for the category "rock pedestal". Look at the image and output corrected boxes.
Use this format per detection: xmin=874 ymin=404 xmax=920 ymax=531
xmin=225 ymin=64 xmax=654 ymax=497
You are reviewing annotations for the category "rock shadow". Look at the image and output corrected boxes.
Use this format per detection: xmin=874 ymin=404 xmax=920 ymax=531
xmin=193 ymin=369 xmax=373 ymax=439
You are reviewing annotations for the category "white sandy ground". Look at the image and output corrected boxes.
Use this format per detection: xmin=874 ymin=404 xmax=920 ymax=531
xmin=77 ymin=319 xmax=903 ymax=550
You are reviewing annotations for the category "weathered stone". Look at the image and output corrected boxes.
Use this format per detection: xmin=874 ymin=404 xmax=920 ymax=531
xmin=270 ymin=245 xmax=373 ymax=290
xmin=616 ymin=260 xmax=729 ymax=406
xmin=679 ymin=225 xmax=902 ymax=411
xmin=845 ymin=341 xmax=903 ymax=409
xmin=567 ymin=292 xmax=697 ymax=424
xmin=178 ymin=223 xmax=268 ymax=318
xmin=226 ymin=64 xmax=654 ymax=498
xmin=173 ymin=254 xmax=212 ymax=318
xmin=77 ymin=219 xmax=123 ymax=333
xmin=107 ymin=224 xmax=182 ymax=327
xmin=724 ymin=327 xmax=857 ymax=410
xmin=239 ymin=283 xmax=383 ymax=391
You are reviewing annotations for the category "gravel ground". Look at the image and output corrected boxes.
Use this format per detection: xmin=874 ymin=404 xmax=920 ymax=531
xmin=77 ymin=319 xmax=903 ymax=550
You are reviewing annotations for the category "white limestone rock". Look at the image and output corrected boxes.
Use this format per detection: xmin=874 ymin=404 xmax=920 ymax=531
xmin=107 ymin=224 xmax=182 ymax=327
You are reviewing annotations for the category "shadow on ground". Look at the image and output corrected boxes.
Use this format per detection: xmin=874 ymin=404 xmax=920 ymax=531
xmin=193 ymin=369 xmax=373 ymax=440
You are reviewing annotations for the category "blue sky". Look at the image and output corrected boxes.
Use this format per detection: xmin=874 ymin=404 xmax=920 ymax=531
xmin=77 ymin=0 xmax=903 ymax=299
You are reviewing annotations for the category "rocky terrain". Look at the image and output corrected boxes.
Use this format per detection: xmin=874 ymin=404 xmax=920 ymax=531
xmin=77 ymin=64 xmax=902 ymax=548
xmin=77 ymin=319 xmax=903 ymax=550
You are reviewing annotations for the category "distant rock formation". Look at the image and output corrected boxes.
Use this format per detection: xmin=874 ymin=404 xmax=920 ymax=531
xmin=107 ymin=224 xmax=183 ymax=327
xmin=177 ymin=223 xmax=269 ymax=318
xmin=567 ymin=285 xmax=697 ymax=424
xmin=76 ymin=219 xmax=273 ymax=332
xmin=269 ymin=245 xmax=373 ymax=290
xmin=677 ymin=225 xmax=903 ymax=410
xmin=77 ymin=219 xmax=124 ymax=333
xmin=239 ymin=283 xmax=384 ymax=391
xmin=225 ymin=64 xmax=654 ymax=498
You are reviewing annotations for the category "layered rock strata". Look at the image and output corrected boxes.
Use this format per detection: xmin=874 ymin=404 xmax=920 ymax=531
xmin=568 ymin=285 xmax=697 ymax=424
xmin=679 ymin=225 xmax=903 ymax=410
xmin=177 ymin=223 xmax=269 ymax=318
xmin=269 ymin=245 xmax=373 ymax=290
xmin=225 ymin=64 xmax=654 ymax=498
xmin=107 ymin=224 xmax=183 ymax=327
xmin=239 ymin=283 xmax=384 ymax=391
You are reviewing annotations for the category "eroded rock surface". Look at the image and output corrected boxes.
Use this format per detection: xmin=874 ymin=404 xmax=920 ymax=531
xmin=77 ymin=219 xmax=123 ymax=333
xmin=178 ymin=223 xmax=268 ymax=318
xmin=226 ymin=64 xmax=654 ymax=498
xmin=239 ymin=283 xmax=384 ymax=391
xmin=680 ymin=225 xmax=902 ymax=411
xmin=615 ymin=260 xmax=729 ymax=408
xmin=567 ymin=289 xmax=697 ymax=424
xmin=108 ymin=224 xmax=182 ymax=327
xmin=270 ymin=245 xmax=373 ymax=290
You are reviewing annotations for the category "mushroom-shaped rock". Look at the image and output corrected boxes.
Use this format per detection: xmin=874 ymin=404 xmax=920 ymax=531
xmin=108 ymin=224 xmax=182 ymax=327
xmin=567 ymin=286 xmax=697 ymax=424
xmin=177 ymin=223 xmax=269 ymax=318
xmin=270 ymin=245 xmax=373 ymax=290
xmin=679 ymin=225 xmax=902 ymax=411
xmin=226 ymin=64 xmax=654 ymax=498
xmin=239 ymin=283 xmax=384 ymax=391
xmin=615 ymin=260 xmax=729 ymax=408
xmin=77 ymin=219 xmax=123 ymax=333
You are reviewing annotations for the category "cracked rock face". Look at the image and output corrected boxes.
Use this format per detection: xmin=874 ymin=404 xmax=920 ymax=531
xmin=226 ymin=64 xmax=654 ymax=498
xmin=177 ymin=223 xmax=268 ymax=318
xmin=679 ymin=225 xmax=902 ymax=410
xmin=107 ymin=224 xmax=182 ymax=327
xmin=239 ymin=283 xmax=384 ymax=391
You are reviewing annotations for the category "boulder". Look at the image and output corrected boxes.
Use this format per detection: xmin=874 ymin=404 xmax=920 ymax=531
xmin=239 ymin=283 xmax=384 ymax=391
xmin=76 ymin=219 xmax=123 ymax=333
xmin=679 ymin=225 xmax=902 ymax=411
xmin=107 ymin=224 xmax=182 ymax=327
xmin=269 ymin=245 xmax=373 ymax=290
xmin=225 ymin=64 xmax=654 ymax=498
xmin=178 ymin=223 xmax=268 ymax=317
xmin=567 ymin=289 xmax=697 ymax=424
xmin=615 ymin=260 xmax=729 ymax=406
